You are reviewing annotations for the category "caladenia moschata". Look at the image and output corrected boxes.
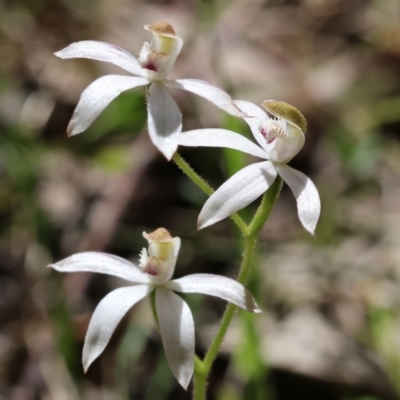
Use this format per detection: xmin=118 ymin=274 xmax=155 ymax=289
xmin=176 ymin=100 xmax=321 ymax=235
xmin=49 ymin=228 xmax=260 ymax=389
xmin=55 ymin=21 xmax=246 ymax=160
xmin=52 ymin=17 xmax=322 ymax=400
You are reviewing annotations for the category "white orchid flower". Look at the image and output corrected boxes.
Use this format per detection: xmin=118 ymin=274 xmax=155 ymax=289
xmin=176 ymin=100 xmax=321 ymax=235
xmin=49 ymin=228 xmax=260 ymax=389
xmin=55 ymin=21 xmax=245 ymax=160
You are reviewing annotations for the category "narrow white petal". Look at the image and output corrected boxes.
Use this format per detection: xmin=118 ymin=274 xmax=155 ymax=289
xmin=234 ymin=100 xmax=270 ymax=152
xmin=166 ymin=79 xmax=246 ymax=118
xmin=167 ymin=274 xmax=261 ymax=313
xmin=156 ymin=288 xmax=194 ymax=390
xmin=147 ymin=82 xmax=182 ymax=160
xmin=198 ymin=161 xmax=277 ymax=229
xmin=49 ymin=252 xmax=150 ymax=283
xmin=55 ymin=40 xmax=147 ymax=77
xmin=176 ymin=129 xmax=267 ymax=159
xmin=67 ymin=75 xmax=148 ymax=136
xmin=275 ymin=164 xmax=321 ymax=235
xmin=82 ymin=285 xmax=152 ymax=371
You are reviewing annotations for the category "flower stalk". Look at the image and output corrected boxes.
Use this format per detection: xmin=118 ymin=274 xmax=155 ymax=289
xmin=248 ymin=176 xmax=283 ymax=238
xmin=172 ymin=152 xmax=248 ymax=234
xmin=191 ymin=175 xmax=283 ymax=400
xmin=172 ymin=149 xmax=284 ymax=399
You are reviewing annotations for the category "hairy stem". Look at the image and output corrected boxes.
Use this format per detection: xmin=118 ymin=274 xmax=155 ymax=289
xmin=150 ymin=290 xmax=160 ymax=330
xmin=248 ymin=176 xmax=283 ymax=237
xmin=193 ymin=363 xmax=207 ymax=400
xmin=193 ymin=177 xmax=283 ymax=399
xmin=203 ymin=236 xmax=256 ymax=372
xmin=172 ymin=153 xmax=248 ymax=234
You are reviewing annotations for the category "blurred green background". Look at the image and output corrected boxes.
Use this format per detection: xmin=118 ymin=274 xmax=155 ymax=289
xmin=1 ymin=0 xmax=400 ymax=399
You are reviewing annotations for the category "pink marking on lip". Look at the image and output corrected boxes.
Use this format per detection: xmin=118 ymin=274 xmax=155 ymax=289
xmin=261 ymin=127 xmax=275 ymax=143
xmin=260 ymin=128 xmax=267 ymax=137
xmin=145 ymin=267 xmax=158 ymax=276
xmin=145 ymin=63 xmax=157 ymax=71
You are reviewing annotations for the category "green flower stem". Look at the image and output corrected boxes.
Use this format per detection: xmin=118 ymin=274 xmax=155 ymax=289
xmin=173 ymin=153 xmax=213 ymax=196
xmin=248 ymin=176 xmax=283 ymax=238
xmin=172 ymin=153 xmax=248 ymax=234
xmin=193 ymin=364 xmax=207 ymax=400
xmin=207 ymin=235 xmax=255 ymax=363
xmin=192 ymin=177 xmax=283 ymax=400
xmin=150 ymin=290 xmax=160 ymax=330
xmin=192 ymin=236 xmax=256 ymax=399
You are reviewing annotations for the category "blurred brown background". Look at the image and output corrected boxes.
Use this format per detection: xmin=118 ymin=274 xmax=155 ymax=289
xmin=1 ymin=0 xmax=400 ymax=399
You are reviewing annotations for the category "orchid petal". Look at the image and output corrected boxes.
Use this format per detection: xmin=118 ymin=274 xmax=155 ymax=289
xmin=48 ymin=252 xmax=150 ymax=284
xmin=147 ymin=82 xmax=182 ymax=160
xmin=156 ymin=288 xmax=194 ymax=390
xmin=55 ymin=40 xmax=147 ymax=77
xmin=198 ymin=161 xmax=277 ymax=229
xmin=166 ymin=79 xmax=246 ymax=118
xmin=275 ymin=164 xmax=321 ymax=235
xmin=82 ymin=285 xmax=152 ymax=371
xmin=167 ymin=274 xmax=261 ymax=313
xmin=234 ymin=100 xmax=270 ymax=152
xmin=176 ymin=129 xmax=267 ymax=159
xmin=67 ymin=75 xmax=149 ymax=136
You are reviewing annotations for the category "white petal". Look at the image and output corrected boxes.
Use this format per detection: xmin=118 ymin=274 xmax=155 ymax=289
xmin=156 ymin=288 xmax=194 ymax=390
xmin=55 ymin=40 xmax=147 ymax=77
xmin=167 ymin=274 xmax=261 ymax=313
xmin=275 ymin=164 xmax=321 ymax=235
xmin=198 ymin=161 xmax=277 ymax=229
xmin=176 ymin=129 xmax=267 ymax=159
xmin=82 ymin=285 xmax=152 ymax=371
xmin=166 ymin=79 xmax=246 ymax=118
xmin=67 ymin=75 xmax=149 ymax=136
xmin=49 ymin=252 xmax=150 ymax=283
xmin=234 ymin=100 xmax=270 ymax=152
xmin=147 ymin=82 xmax=182 ymax=160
